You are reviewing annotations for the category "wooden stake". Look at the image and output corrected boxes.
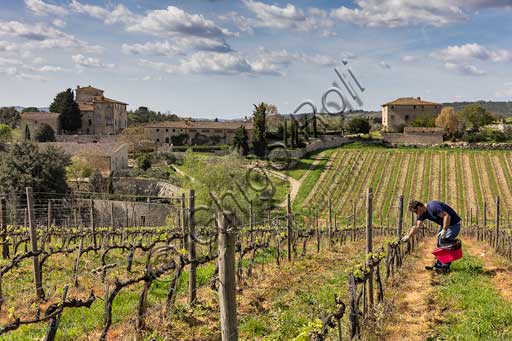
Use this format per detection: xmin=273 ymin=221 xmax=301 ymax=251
xmin=26 ymin=187 xmax=44 ymax=299
xmin=188 ymin=189 xmax=197 ymax=306
xmin=366 ymin=188 xmax=374 ymax=309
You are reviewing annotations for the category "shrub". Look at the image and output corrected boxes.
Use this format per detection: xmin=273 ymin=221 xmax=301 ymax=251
xmin=347 ymin=117 xmax=371 ymax=134
xmin=137 ymin=154 xmax=152 ymax=171
xmin=34 ymin=124 xmax=56 ymax=142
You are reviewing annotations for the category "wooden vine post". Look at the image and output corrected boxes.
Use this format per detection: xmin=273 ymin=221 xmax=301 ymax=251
xmin=328 ymin=198 xmax=332 ymax=250
xmin=181 ymin=193 xmax=187 ymax=250
xmin=495 ymin=196 xmax=500 ymax=249
xmin=47 ymin=200 xmax=52 ymax=229
xmin=397 ymin=195 xmax=404 ymax=239
xmin=26 ymin=187 xmax=44 ymax=299
xmin=188 ymin=189 xmax=197 ymax=305
xmin=483 ymin=201 xmax=487 ymax=227
xmin=249 ymin=200 xmax=254 ymax=244
xmin=90 ymin=199 xmax=97 ymax=248
xmin=218 ymin=211 xmax=238 ymax=340
xmin=287 ymin=194 xmax=292 ymax=262
xmin=366 ymin=187 xmax=374 ymax=310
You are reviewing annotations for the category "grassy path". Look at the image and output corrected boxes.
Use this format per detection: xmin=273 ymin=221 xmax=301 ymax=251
xmin=384 ymin=238 xmax=512 ymax=340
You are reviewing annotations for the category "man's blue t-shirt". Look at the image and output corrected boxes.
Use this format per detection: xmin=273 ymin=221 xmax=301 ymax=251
xmin=418 ymin=201 xmax=461 ymax=226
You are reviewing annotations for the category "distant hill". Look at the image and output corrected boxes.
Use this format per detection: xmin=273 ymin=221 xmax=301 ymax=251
xmin=442 ymin=101 xmax=512 ymax=115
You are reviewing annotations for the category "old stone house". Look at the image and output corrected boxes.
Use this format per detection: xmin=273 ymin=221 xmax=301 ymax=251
xmin=20 ymin=111 xmax=61 ymax=137
xmin=144 ymin=120 xmax=254 ymax=146
xmin=39 ymin=142 xmax=128 ymax=175
xmin=382 ymin=97 xmax=442 ymax=132
xmin=76 ymin=85 xmax=128 ymax=135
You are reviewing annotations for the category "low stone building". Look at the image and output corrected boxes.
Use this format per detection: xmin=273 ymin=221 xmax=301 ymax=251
xmin=144 ymin=120 xmax=253 ymax=146
xmin=383 ymin=127 xmax=444 ymax=144
xmin=382 ymin=97 xmax=442 ymax=132
xmin=21 ymin=111 xmax=61 ymax=137
xmin=76 ymin=85 xmax=128 ymax=135
xmin=39 ymin=142 xmax=129 ymax=175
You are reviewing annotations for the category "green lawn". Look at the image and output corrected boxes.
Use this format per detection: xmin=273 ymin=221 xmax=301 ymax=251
xmin=434 ymin=252 xmax=512 ymax=340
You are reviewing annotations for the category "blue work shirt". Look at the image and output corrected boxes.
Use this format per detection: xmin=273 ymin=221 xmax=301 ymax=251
xmin=418 ymin=200 xmax=461 ymax=226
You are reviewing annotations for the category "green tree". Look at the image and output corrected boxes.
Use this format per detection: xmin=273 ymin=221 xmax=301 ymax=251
xmin=252 ymin=103 xmax=267 ymax=157
xmin=347 ymin=117 xmax=371 ymax=134
xmin=0 ymin=142 xmax=70 ymax=195
xmin=435 ymin=107 xmax=460 ymax=134
xmin=410 ymin=114 xmax=436 ymax=127
xmin=21 ymin=107 xmax=39 ymax=113
xmin=232 ymin=125 xmax=249 ymax=156
xmin=66 ymin=156 xmax=92 ymax=191
xmin=24 ymin=124 xmax=31 ymax=141
xmin=137 ymin=154 xmax=152 ymax=171
xmin=460 ymin=104 xmax=494 ymax=130
xmin=0 ymin=124 xmax=12 ymax=143
xmin=128 ymin=106 xmax=179 ymax=125
xmin=89 ymin=169 xmax=104 ymax=193
xmin=34 ymin=124 xmax=56 ymax=142
xmin=282 ymin=119 xmax=288 ymax=146
xmin=0 ymin=107 xmax=20 ymax=128
xmin=50 ymin=89 xmax=81 ymax=132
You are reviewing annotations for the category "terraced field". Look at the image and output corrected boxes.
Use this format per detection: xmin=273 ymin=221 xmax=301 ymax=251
xmin=301 ymin=147 xmax=512 ymax=226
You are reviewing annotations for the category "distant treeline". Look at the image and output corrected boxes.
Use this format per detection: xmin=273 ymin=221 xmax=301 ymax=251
xmin=128 ymin=106 xmax=180 ymax=125
xmin=442 ymin=101 xmax=512 ymax=115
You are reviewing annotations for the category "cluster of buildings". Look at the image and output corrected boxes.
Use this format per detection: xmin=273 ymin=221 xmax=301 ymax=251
xmin=381 ymin=97 xmax=445 ymax=144
xmin=20 ymin=85 xmax=253 ymax=175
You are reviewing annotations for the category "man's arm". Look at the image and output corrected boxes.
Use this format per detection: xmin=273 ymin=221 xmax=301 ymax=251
xmin=440 ymin=211 xmax=451 ymax=230
xmin=403 ymin=220 xmax=423 ymax=240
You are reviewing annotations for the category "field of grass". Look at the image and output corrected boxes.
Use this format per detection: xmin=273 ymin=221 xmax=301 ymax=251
xmin=301 ymin=146 xmax=512 ymax=225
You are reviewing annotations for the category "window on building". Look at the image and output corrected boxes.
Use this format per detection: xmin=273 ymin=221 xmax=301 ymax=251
xmin=391 ymin=105 xmax=394 ymax=109
xmin=165 ymin=137 xmax=169 ymax=143
xmin=156 ymin=138 xmax=160 ymax=142
xmin=413 ymin=105 xmax=416 ymax=109
xmin=172 ymin=129 xmax=175 ymax=132
xmin=89 ymin=119 xmax=92 ymax=126
xmin=405 ymin=115 xmax=409 ymax=121
xmin=165 ymin=129 xmax=168 ymax=132
xmin=156 ymin=128 xmax=160 ymax=132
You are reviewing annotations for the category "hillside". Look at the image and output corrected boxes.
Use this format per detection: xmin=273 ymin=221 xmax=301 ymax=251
xmin=442 ymin=101 xmax=512 ymax=115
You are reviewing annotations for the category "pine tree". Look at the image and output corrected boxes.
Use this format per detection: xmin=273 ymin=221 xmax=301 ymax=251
xmin=24 ymin=124 xmax=31 ymax=141
xmin=233 ymin=126 xmax=249 ymax=156
xmin=251 ymin=103 xmax=267 ymax=157
xmin=283 ymin=119 xmax=288 ymax=146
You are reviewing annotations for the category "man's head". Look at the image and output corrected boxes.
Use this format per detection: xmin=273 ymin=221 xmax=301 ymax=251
xmin=408 ymin=200 xmax=426 ymax=215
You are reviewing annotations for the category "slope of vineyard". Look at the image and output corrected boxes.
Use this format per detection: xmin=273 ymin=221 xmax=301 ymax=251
xmin=300 ymin=146 xmax=512 ymax=225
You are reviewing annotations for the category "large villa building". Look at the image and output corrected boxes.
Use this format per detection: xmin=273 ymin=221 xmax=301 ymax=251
xmin=144 ymin=120 xmax=253 ymax=146
xmin=76 ymin=85 xmax=128 ymax=135
xmin=382 ymin=97 xmax=442 ymax=132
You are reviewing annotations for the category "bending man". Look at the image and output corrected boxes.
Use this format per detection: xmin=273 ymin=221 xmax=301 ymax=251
xmin=402 ymin=200 xmax=461 ymax=271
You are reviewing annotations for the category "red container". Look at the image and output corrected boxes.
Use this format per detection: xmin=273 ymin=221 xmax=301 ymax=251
xmin=432 ymin=247 xmax=463 ymax=263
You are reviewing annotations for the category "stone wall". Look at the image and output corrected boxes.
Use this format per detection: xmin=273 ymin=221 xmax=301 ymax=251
xmin=114 ymin=177 xmax=182 ymax=197
xmin=56 ymin=135 xmax=120 ymax=143
xmin=271 ymin=135 xmax=351 ymax=159
xmin=383 ymin=132 xmax=443 ymax=144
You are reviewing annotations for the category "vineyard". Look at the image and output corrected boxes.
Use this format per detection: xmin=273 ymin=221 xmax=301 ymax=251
xmin=0 ymin=146 xmax=511 ymax=340
xmin=302 ymin=146 xmax=512 ymax=227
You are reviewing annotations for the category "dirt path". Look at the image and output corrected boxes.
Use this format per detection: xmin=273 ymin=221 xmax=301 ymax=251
xmin=464 ymin=239 xmax=512 ymax=302
xmin=384 ymin=239 xmax=440 ymax=340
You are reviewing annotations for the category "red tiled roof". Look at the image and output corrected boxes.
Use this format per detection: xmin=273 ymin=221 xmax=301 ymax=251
xmin=144 ymin=120 xmax=254 ymax=130
xmin=382 ymin=97 xmax=441 ymax=106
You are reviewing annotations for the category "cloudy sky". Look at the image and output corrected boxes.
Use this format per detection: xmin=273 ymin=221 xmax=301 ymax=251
xmin=1 ymin=0 xmax=511 ymax=118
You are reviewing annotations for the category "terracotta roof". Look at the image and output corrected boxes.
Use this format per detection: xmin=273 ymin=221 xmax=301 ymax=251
xmin=93 ymin=96 xmax=128 ymax=105
xmin=79 ymin=103 xmax=94 ymax=111
xmin=21 ymin=112 xmax=60 ymax=119
xmin=404 ymin=127 xmax=444 ymax=133
xmin=39 ymin=142 xmax=127 ymax=157
xmin=382 ymin=97 xmax=441 ymax=106
xmin=144 ymin=120 xmax=254 ymax=130
xmin=77 ymin=85 xmax=103 ymax=92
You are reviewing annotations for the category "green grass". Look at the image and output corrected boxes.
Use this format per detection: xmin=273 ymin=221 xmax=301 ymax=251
xmin=293 ymin=149 xmax=335 ymax=211
xmin=434 ymin=252 xmax=512 ymax=340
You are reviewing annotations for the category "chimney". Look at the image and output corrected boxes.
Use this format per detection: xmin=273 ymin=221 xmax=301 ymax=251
xmin=417 ymin=97 xmax=421 ymax=100
xmin=77 ymin=85 xmax=80 ymax=89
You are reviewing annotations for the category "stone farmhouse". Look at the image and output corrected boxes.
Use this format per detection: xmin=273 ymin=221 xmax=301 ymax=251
xmin=75 ymin=85 xmax=128 ymax=135
xmin=144 ymin=120 xmax=254 ymax=146
xmin=382 ymin=97 xmax=442 ymax=132
xmin=21 ymin=111 xmax=61 ymax=137
xmin=39 ymin=142 xmax=128 ymax=175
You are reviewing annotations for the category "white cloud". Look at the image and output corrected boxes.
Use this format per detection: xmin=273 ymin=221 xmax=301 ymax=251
xmin=0 ymin=66 xmax=47 ymax=81
xmin=25 ymin=0 xmax=68 ymax=17
xmin=72 ymin=54 xmax=115 ymax=69
xmin=435 ymin=43 xmax=512 ymax=62
xmin=122 ymin=37 xmax=232 ymax=56
xmin=0 ymin=20 xmax=101 ymax=52
xmin=0 ymin=57 xmax=21 ymax=66
xmin=35 ymin=65 xmax=65 ymax=72
xmin=127 ymin=6 xmax=234 ymax=38
xmin=444 ymin=62 xmax=486 ymax=76
xmin=52 ymin=18 xmax=66 ymax=27
xmin=70 ymin=0 xmax=137 ymax=25
xmin=495 ymin=87 xmax=512 ymax=98
xmin=331 ymin=0 xmax=467 ymax=27
xmin=0 ymin=41 xmax=18 ymax=52
xmin=401 ymin=55 xmax=418 ymax=62
xmin=140 ymin=51 xmax=281 ymax=76
xmin=242 ymin=0 xmax=332 ymax=31
xmin=379 ymin=61 xmax=391 ymax=69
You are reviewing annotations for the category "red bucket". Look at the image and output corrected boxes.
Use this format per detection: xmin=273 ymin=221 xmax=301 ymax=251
xmin=432 ymin=247 xmax=463 ymax=263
